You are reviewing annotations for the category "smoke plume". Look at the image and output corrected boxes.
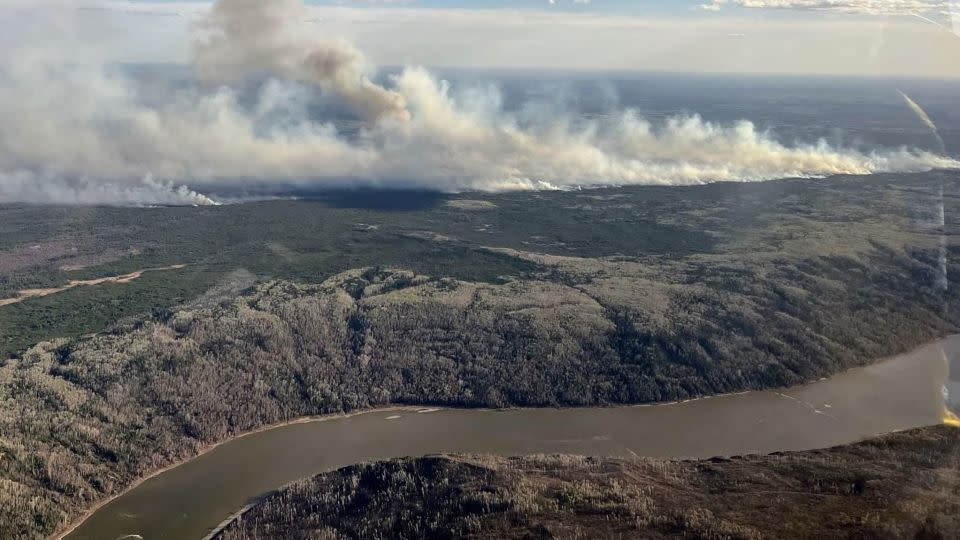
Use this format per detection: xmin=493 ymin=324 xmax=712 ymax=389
xmin=193 ymin=0 xmax=408 ymax=123
xmin=0 ymin=0 xmax=957 ymax=206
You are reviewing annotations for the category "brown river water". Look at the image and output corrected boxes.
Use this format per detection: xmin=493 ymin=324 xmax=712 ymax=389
xmin=65 ymin=336 xmax=960 ymax=540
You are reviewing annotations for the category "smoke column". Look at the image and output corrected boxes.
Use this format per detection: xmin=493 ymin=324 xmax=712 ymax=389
xmin=193 ymin=0 xmax=409 ymax=123
xmin=0 ymin=0 xmax=959 ymax=205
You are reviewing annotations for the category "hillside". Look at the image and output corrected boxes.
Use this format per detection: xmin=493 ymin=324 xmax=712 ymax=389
xmin=217 ymin=426 xmax=960 ymax=540
xmin=2 ymin=173 xmax=960 ymax=538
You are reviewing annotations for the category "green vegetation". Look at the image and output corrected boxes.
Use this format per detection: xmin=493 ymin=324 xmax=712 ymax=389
xmin=1 ymin=171 xmax=959 ymax=538
xmin=0 ymin=266 xmax=223 ymax=357
xmin=0 ymin=217 xmax=540 ymax=358
xmin=2 ymin=172 xmax=956 ymax=360
xmin=216 ymin=426 xmax=960 ymax=540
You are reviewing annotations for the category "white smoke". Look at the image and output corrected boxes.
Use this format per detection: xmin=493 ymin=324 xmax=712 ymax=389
xmin=193 ymin=0 xmax=408 ymax=123
xmin=0 ymin=171 xmax=218 ymax=207
xmin=0 ymin=0 xmax=958 ymax=206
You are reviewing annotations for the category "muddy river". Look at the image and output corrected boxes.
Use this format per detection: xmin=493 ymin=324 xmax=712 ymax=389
xmin=66 ymin=336 xmax=960 ymax=540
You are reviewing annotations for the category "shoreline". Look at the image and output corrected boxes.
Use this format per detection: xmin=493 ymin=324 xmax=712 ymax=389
xmin=551 ymin=334 xmax=960 ymax=412
xmin=51 ymin=334 xmax=960 ymax=540
xmin=51 ymin=405 xmax=424 ymax=540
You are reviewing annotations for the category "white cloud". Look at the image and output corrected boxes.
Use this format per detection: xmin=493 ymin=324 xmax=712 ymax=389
xmin=700 ymin=0 xmax=958 ymax=17
xmin=53 ymin=1 xmax=959 ymax=77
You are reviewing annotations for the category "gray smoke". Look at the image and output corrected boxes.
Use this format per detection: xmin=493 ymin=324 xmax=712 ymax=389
xmin=0 ymin=171 xmax=218 ymax=207
xmin=193 ymin=0 xmax=408 ymax=123
xmin=0 ymin=0 xmax=958 ymax=206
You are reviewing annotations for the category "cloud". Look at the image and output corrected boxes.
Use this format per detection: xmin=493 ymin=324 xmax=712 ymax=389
xmin=699 ymin=0 xmax=958 ymax=16
xmin=0 ymin=0 xmax=957 ymax=206
xmin=60 ymin=1 xmax=960 ymax=76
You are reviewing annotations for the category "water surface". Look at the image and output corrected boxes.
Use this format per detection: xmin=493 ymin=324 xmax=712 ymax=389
xmin=67 ymin=336 xmax=960 ymax=540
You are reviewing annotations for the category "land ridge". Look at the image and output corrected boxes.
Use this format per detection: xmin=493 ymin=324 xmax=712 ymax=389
xmin=2 ymin=173 xmax=959 ymax=539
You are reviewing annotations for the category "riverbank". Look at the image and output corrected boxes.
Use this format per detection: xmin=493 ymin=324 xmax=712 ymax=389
xmin=62 ymin=334 xmax=959 ymax=540
xmin=51 ymin=406 xmax=423 ymax=540
xmin=213 ymin=425 xmax=960 ymax=540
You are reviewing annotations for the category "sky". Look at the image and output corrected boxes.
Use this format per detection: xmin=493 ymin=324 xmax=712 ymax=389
xmin=29 ymin=0 xmax=960 ymax=77
xmin=1 ymin=0 xmax=958 ymax=205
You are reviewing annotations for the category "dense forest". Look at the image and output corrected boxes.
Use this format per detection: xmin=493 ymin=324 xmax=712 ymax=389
xmin=2 ymin=172 xmax=960 ymax=538
xmin=1 ymin=252 xmax=958 ymax=539
xmin=2 ymin=170 xmax=957 ymax=358
xmin=216 ymin=426 xmax=960 ymax=539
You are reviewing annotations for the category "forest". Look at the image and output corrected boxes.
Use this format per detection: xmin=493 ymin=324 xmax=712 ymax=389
xmin=1 ymin=251 xmax=958 ymax=539
xmin=1 ymin=171 xmax=959 ymax=538
xmin=3 ymin=170 xmax=950 ymax=358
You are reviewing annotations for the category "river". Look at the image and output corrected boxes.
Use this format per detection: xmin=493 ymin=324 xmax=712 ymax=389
xmin=65 ymin=336 xmax=960 ymax=540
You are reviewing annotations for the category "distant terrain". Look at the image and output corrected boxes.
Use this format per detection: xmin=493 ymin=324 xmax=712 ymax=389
xmin=216 ymin=426 xmax=960 ymax=540
xmin=3 ymin=171 xmax=958 ymax=360
xmin=1 ymin=171 xmax=959 ymax=538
